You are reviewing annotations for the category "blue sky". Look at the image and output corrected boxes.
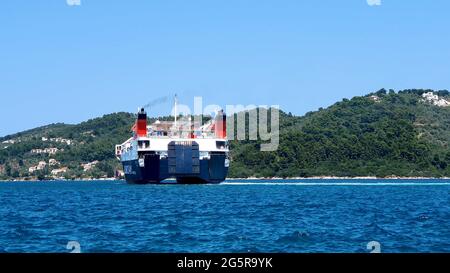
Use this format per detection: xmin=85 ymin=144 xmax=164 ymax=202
xmin=1 ymin=0 xmax=450 ymax=136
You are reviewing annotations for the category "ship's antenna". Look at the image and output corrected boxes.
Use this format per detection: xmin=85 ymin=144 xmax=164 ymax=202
xmin=174 ymin=94 xmax=178 ymax=130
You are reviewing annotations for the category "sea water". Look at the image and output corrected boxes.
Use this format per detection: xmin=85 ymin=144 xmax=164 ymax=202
xmin=0 ymin=179 xmax=449 ymax=253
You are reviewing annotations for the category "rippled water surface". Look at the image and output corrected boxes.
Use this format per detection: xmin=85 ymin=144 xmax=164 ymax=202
xmin=0 ymin=180 xmax=449 ymax=253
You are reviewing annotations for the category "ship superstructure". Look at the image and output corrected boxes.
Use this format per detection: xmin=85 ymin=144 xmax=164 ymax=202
xmin=115 ymin=100 xmax=229 ymax=184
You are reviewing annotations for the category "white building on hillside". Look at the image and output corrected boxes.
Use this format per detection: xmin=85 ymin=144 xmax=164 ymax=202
xmin=51 ymin=167 xmax=68 ymax=176
xmin=422 ymin=92 xmax=450 ymax=107
xmin=29 ymin=161 xmax=47 ymax=173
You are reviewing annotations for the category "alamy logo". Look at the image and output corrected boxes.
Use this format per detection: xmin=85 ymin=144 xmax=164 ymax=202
xmin=66 ymin=0 xmax=81 ymax=6
xmin=170 ymin=97 xmax=280 ymax=152
xmin=367 ymin=0 xmax=382 ymax=6
xmin=66 ymin=241 xmax=81 ymax=253
xmin=367 ymin=241 xmax=381 ymax=253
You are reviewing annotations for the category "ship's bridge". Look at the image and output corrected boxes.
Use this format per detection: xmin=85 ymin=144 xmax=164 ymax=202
xmin=116 ymin=108 xmax=228 ymax=162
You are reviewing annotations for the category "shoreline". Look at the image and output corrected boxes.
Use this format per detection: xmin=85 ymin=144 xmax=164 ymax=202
xmin=230 ymin=176 xmax=450 ymax=180
xmin=1 ymin=176 xmax=450 ymax=182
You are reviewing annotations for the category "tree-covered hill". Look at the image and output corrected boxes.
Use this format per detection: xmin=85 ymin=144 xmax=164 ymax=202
xmin=229 ymin=89 xmax=450 ymax=178
xmin=0 ymin=112 xmax=135 ymax=179
xmin=0 ymin=89 xmax=449 ymax=180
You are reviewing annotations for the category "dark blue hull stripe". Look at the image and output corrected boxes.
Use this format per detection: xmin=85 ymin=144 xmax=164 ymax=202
xmin=122 ymin=155 xmax=228 ymax=184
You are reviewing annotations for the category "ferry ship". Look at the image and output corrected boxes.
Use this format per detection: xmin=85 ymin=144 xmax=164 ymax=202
xmin=115 ymin=99 xmax=230 ymax=184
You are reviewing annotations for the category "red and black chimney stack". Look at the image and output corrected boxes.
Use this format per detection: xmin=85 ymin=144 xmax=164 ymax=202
xmin=215 ymin=110 xmax=227 ymax=139
xmin=135 ymin=108 xmax=148 ymax=137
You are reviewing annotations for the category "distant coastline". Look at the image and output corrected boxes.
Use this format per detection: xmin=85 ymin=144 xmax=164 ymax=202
xmin=1 ymin=176 xmax=450 ymax=182
xmin=2 ymin=89 xmax=449 ymax=182
xmin=233 ymin=176 xmax=450 ymax=180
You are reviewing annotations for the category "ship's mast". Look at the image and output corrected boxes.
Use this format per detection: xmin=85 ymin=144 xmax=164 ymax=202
xmin=174 ymin=94 xmax=178 ymax=132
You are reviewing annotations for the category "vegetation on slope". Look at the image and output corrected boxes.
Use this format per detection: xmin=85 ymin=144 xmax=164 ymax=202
xmin=228 ymin=89 xmax=450 ymax=178
xmin=0 ymin=89 xmax=449 ymax=180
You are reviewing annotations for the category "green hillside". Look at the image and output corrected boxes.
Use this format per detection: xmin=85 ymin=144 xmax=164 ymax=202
xmin=229 ymin=89 xmax=450 ymax=178
xmin=0 ymin=89 xmax=449 ymax=180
